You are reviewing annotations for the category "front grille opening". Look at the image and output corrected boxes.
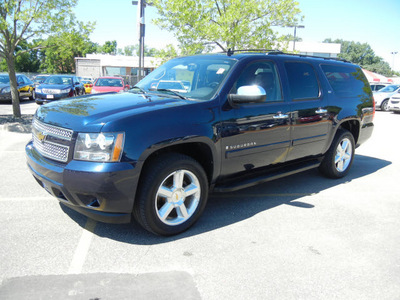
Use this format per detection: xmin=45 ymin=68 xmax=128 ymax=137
xmin=77 ymin=194 xmax=101 ymax=208
xmin=52 ymin=188 xmax=68 ymax=202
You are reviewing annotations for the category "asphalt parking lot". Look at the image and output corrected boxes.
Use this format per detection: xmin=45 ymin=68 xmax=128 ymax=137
xmin=0 ymin=109 xmax=399 ymax=299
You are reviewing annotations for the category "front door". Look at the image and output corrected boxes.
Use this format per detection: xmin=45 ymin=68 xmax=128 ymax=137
xmin=220 ymin=60 xmax=291 ymax=177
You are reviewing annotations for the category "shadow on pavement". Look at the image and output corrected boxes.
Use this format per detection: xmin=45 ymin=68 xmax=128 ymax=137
xmin=60 ymin=154 xmax=391 ymax=245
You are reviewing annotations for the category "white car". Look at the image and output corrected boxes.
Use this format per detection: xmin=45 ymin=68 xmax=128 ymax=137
xmin=387 ymin=90 xmax=400 ymax=113
xmin=373 ymin=84 xmax=400 ymax=111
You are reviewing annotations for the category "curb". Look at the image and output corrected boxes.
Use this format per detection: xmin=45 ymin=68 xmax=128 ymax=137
xmin=0 ymin=123 xmax=32 ymax=133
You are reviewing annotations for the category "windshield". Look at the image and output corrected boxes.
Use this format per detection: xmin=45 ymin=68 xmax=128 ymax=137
xmin=95 ymin=78 xmax=123 ymax=87
xmin=134 ymin=56 xmax=236 ymax=100
xmin=44 ymin=76 xmax=73 ymax=85
xmin=0 ymin=75 xmax=10 ymax=84
xmin=379 ymin=85 xmax=400 ymax=93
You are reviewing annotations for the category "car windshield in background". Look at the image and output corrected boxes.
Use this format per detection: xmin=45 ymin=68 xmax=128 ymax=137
xmin=0 ymin=75 xmax=10 ymax=84
xmin=95 ymin=78 xmax=123 ymax=87
xmin=44 ymin=76 xmax=72 ymax=85
xmin=134 ymin=57 xmax=237 ymax=100
xmin=379 ymin=85 xmax=400 ymax=93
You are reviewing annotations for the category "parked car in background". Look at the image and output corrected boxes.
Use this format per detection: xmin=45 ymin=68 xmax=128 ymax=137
xmin=81 ymin=80 xmax=93 ymax=94
xmin=33 ymin=74 xmax=50 ymax=87
xmin=373 ymin=84 xmax=400 ymax=111
xmin=35 ymin=75 xmax=84 ymax=104
xmin=0 ymin=73 xmax=35 ymax=102
xmin=79 ymin=76 xmax=94 ymax=83
xmin=387 ymin=89 xmax=400 ymax=113
xmin=369 ymin=83 xmax=389 ymax=92
xmin=91 ymin=77 xmax=129 ymax=94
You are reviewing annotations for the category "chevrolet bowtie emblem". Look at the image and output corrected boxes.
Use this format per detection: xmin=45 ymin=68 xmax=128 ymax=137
xmin=37 ymin=131 xmax=47 ymax=143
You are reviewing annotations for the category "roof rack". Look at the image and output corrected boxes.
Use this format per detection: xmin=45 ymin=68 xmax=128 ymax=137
xmin=223 ymin=48 xmax=350 ymax=63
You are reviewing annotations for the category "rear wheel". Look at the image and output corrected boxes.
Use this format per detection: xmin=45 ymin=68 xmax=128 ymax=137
xmin=319 ymin=129 xmax=355 ymax=179
xmin=134 ymin=153 xmax=208 ymax=236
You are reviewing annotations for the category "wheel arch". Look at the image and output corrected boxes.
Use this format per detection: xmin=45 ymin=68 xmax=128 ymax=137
xmin=338 ymin=119 xmax=360 ymax=145
xmin=138 ymin=139 xmax=218 ymax=188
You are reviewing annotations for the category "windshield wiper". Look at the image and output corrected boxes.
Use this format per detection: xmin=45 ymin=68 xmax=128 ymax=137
xmin=151 ymin=88 xmax=188 ymax=100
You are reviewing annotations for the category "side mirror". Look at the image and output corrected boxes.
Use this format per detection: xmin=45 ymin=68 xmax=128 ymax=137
xmin=228 ymin=85 xmax=266 ymax=104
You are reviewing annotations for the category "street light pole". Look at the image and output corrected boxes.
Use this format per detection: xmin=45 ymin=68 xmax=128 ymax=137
xmin=287 ymin=25 xmax=305 ymax=52
xmin=391 ymin=51 xmax=398 ymax=70
xmin=132 ymin=0 xmax=150 ymax=82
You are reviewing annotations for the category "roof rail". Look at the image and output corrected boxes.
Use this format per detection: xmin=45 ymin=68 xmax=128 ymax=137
xmin=222 ymin=48 xmax=350 ymax=63
xmin=224 ymin=49 xmax=283 ymax=56
xmin=271 ymin=52 xmax=351 ymax=63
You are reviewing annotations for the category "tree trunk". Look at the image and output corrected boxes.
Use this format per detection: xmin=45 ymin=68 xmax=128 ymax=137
xmin=5 ymin=52 xmax=22 ymax=118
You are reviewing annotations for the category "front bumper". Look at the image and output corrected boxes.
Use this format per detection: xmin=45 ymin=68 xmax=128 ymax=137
xmin=388 ymin=100 xmax=400 ymax=112
xmin=26 ymin=141 xmax=139 ymax=224
xmin=36 ymin=92 xmax=70 ymax=102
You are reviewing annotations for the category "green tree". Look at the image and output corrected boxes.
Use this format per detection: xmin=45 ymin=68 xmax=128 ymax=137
xmin=117 ymin=44 xmax=159 ymax=57
xmin=99 ymin=40 xmax=117 ymax=54
xmin=41 ymin=22 xmax=95 ymax=73
xmin=324 ymin=39 xmax=395 ymax=76
xmin=0 ymin=0 xmax=82 ymax=118
xmin=151 ymin=0 xmax=303 ymax=54
xmin=0 ymin=39 xmax=41 ymax=72
xmin=155 ymin=44 xmax=179 ymax=64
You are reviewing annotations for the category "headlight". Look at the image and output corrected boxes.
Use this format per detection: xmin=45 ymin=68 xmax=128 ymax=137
xmin=1 ymin=86 xmax=11 ymax=94
xmin=62 ymin=88 xmax=71 ymax=93
xmin=74 ymin=132 xmax=125 ymax=162
xmin=36 ymin=88 xmax=42 ymax=93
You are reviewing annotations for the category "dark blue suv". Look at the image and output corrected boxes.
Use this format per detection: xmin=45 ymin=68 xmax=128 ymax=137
xmin=26 ymin=51 xmax=374 ymax=236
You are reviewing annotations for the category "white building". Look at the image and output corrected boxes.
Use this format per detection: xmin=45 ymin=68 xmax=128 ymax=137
xmin=75 ymin=54 xmax=162 ymax=84
xmin=290 ymin=41 xmax=341 ymax=58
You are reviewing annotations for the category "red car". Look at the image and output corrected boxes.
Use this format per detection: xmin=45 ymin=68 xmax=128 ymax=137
xmin=90 ymin=77 xmax=129 ymax=94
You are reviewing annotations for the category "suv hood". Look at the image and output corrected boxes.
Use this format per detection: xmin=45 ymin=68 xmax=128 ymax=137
xmin=35 ymin=92 xmax=193 ymax=132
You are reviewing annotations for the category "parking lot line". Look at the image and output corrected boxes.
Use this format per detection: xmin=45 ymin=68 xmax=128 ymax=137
xmin=68 ymin=218 xmax=97 ymax=274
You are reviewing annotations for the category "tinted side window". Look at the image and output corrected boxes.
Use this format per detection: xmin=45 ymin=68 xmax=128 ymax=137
xmin=321 ymin=64 xmax=369 ymax=98
xmin=285 ymin=62 xmax=319 ymax=100
xmin=232 ymin=61 xmax=283 ymax=102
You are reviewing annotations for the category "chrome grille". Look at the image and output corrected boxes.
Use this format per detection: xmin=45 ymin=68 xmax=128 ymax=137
xmin=42 ymin=89 xmax=60 ymax=95
xmin=33 ymin=119 xmax=73 ymax=141
xmin=33 ymin=136 xmax=69 ymax=162
xmin=32 ymin=119 xmax=73 ymax=163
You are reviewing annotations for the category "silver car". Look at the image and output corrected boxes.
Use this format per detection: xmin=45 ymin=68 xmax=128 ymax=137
xmin=373 ymin=84 xmax=400 ymax=111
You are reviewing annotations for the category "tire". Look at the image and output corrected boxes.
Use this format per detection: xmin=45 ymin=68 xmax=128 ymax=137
xmin=381 ymin=99 xmax=389 ymax=111
xmin=29 ymin=89 xmax=36 ymax=100
xmin=134 ymin=153 xmax=209 ymax=236
xmin=319 ymin=129 xmax=355 ymax=179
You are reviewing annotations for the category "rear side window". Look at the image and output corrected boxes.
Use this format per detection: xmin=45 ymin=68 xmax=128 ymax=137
xmin=321 ymin=64 xmax=369 ymax=98
xmin=285 ymin=62 xmax=320 ymax=100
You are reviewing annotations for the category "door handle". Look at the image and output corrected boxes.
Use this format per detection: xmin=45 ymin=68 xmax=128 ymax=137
xmin=273 ymin=112 xmax=289 ymax=119
xmin=315 ymin=108 xmax=328 ymax=114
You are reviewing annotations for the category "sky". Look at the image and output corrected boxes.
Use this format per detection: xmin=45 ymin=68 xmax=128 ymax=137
xmin=74 ymin=0 xmax=400 ymax=72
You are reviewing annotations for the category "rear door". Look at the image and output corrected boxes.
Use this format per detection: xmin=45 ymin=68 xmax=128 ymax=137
xmin=284 ymin=61 xmax=331 ymax=161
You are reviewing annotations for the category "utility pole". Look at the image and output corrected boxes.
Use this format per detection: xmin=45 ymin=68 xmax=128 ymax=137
xmin=132 ymin=0 xmax=151 ymax=82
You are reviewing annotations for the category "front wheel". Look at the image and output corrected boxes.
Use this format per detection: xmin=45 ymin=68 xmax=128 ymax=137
xmin=134 ymin=153 xmax=209 ymax=236
xmin=381 ymin=99 xmax=389 ymax=111
xmin=29 ymin=89 xmax=36 ymax=100
xmin=319 ymin=129 xmax=355 ymax=179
